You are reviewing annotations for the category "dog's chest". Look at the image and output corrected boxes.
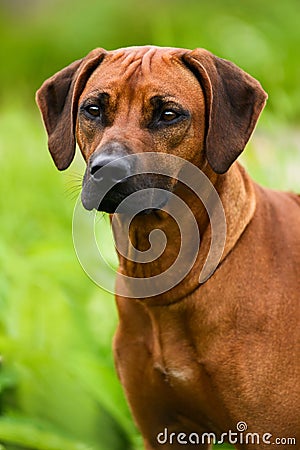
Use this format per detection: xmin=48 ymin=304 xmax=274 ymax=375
xmin=153 ymin=360 xmax=195 ymax=383
xmin=114 ymin=311 xmax=215 ymax=405
xmin=116 ymin=327 xmax=198 ymax=387
xmin=150 ymin=327 xmax=197 ymax=386
xmin=114 ymin=318 xmax=223 ymax=435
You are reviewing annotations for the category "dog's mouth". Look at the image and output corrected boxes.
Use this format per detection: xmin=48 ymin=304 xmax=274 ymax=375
xmin=81 ymin=174 xmax=174 ymax=214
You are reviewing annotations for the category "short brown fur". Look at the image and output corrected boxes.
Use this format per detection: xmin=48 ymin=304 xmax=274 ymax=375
xmin=36 ymin=46 xmax=300 ymax=449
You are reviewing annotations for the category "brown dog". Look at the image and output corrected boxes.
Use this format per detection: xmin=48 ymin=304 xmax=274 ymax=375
xmin=36 ymin=46 xmax=300 ymax=449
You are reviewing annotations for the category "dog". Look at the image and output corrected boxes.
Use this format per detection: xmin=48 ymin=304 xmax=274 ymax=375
xmin=36 ymin=46 xmax=300 ymax=449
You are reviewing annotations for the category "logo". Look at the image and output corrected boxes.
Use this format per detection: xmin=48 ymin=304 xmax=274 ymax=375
xmin=72 ymin=153 xmax=226 ymax=298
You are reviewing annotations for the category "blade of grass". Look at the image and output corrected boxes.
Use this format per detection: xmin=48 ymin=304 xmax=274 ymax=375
xmin=0 ymin=416 xmax=92 ymax=450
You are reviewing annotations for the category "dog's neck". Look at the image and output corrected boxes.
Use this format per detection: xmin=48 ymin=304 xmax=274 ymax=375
xmin=112 ymin=162 xmax=256 ymax=305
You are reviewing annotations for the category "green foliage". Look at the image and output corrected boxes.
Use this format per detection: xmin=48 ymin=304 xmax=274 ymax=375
xmin=0 ymin=0 xmax=299 ymax=449
xmin=0 ymin=107 xmax=137 ymax=449
xmin=1 ymin=0 xmax=300 ymax=124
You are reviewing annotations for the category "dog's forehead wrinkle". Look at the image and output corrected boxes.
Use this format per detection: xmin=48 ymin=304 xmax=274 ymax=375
xmin=102 ymin=46 xmax=184 ymax=83
xmin=85 ymin=49 xmax=199 ymax=105
xmin=121 ymin=56 xmax=143 ymax=81
xmin=109 ymin=45 xmax=180 ymax=60
xmin=140 ymin=47 xmax=159 ymax=76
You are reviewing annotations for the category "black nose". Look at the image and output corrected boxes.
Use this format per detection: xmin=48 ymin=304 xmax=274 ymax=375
xmin=90 ymin=153 xmax=131 ymax=183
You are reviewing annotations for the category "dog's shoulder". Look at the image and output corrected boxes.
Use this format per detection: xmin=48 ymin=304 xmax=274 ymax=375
xmin=254 ymin=183 xmax=300 ymax=219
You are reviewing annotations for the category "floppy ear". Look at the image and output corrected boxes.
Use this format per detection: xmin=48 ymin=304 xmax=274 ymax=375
xmin=182 ymin=49 xmax=267 ymax=174
xmin=36 ymin=48 xmax=107 ymax=170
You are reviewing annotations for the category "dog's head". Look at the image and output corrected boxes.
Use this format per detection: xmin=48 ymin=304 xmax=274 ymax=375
xmin=36 ymin=46 xmax=267 ymax=213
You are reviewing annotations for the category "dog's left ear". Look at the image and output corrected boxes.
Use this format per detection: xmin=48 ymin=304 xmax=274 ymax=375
xmin=36 ymin=48 xmax=106 ymax=170
xmin=182 ymin=49 xmax=267 ymax=174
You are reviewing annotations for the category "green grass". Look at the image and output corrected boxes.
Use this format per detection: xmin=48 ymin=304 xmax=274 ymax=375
xmin=0 ymin=106 xmax=137 ymax=449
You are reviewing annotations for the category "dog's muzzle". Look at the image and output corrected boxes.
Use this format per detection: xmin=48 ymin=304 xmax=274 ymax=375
xmin=81 ymin=144 xmax=173 ymax=214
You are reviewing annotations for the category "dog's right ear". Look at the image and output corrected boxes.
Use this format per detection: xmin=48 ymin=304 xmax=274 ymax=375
xmin=182 ymin=49 xmax=267 ymax=174
xmin=36 ymin=48 xmax=107 ymax=170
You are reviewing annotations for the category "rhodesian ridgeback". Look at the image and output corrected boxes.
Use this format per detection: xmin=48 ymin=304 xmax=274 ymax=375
xmin=36 ymin=46 xmax=300 ymax=449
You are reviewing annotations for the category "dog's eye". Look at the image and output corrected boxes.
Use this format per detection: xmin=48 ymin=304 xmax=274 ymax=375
xmin=160 ymin=110 xmax=179 ymax=123
xmin=85 ymin=105 xmax=101 ymax=117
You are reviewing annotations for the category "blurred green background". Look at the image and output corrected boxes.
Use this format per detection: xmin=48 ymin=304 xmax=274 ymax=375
xmin=0 ymin=0 xmax=299 ymax=449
